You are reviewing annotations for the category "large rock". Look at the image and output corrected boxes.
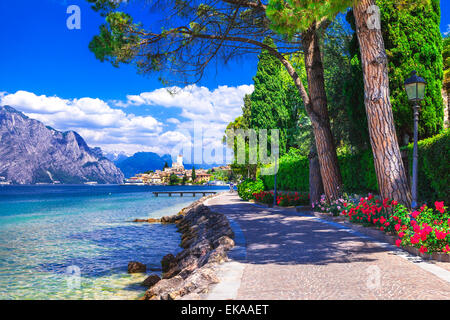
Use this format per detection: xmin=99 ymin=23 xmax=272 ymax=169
xmin=144 ymin=275 xmax=185 ymax=300
xmin=144 ymin=196 xmax=235 ymax=300
xmin=128 ymin=261 xmax=147 ymax=273
xmin=142 ymin=274 xmax=161 ymax=288
xmin=161 ymin=254 xmax=177 ymax=273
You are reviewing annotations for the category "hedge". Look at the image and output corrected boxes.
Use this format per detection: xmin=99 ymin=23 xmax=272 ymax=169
xmin=260 ymin=148 xmax=309 ymax=192
xmin=259 ymin=148 xmax=377 ymax=194
xmin=257 ymin=130 xmax=449 ymax=203
xmin=403 ymin=129 xmax=449 ymax=203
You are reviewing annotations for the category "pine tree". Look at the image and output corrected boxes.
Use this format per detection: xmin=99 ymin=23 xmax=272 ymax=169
xmin=191 ymin=166 xmax=196 ymax=182
xmin=250 ymin=37 xmax=290 ymax=155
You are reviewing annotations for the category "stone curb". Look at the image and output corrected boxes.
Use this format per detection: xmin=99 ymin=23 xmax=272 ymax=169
xmin=252 ymin=199 xmax=449 ymax=262
xmin=308 ymin=211 xmax=450 ymax=263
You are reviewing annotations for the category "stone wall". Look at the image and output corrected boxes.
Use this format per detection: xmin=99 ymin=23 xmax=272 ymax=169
xmin=142 ymin=194 xmax=235 ymax=300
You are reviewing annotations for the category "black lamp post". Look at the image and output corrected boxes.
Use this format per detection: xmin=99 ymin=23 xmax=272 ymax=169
xmin=404 ymin=71 xmax=427 ymax=210
xmin=273 ymin=156 xmax=277 ymax=207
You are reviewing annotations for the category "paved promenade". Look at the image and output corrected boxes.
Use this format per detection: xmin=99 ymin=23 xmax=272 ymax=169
xmin=204 ymin=193 xmax=450 ymax=300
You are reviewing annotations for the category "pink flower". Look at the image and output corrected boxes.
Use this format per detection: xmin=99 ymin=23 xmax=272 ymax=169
xmin=398 ymin=232 xmax=405 ymax=238
xmin=435 ymin=201 xmax=445 ymax=214
xmin=435 ymin=230 xmax=449 ymax=240
xmin=395 ymin=224 xmax=401 ymax=232
xmin=419 ymin=246 xmax=428 ymax=254
xmin=410 ymin=234 xmax=420 ymax=244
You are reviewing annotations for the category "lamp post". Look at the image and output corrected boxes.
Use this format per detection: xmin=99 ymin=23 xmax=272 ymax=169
xmin=404 ymin=71 xmax=427 ymax=210
xmin=273 ymin=156 xmax=277 ymax=207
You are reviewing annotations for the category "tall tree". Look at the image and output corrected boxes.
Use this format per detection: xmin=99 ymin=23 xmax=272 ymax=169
xmin=353 ymin=0 xmax=411 ymax=205
xmin=268 ymin=0 xmax=413 ymax=205
xmin=87 ymin=0 xmax=343 ymax=201
xmin=378 ymin=0 xmax=443 ymax=143
xmin=250 ymin=37 xmax=291 ymax=156
xmin=444 ymin=35 xmax=450 ymax=127
xmin=191 ymin=166 xmax=196 ymax=182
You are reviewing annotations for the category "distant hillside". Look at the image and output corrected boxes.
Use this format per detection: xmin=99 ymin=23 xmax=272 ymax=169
xmin=116 ymin=152 xmax=173 ymax=178
xmin=0 ymin=105 xmax=124 ymax=184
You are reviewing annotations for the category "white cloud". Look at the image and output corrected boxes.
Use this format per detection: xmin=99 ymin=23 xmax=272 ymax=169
xmin=0 ymin=90 xmax=163 ymax=154
xmin=167 ymin=118 xmax=181 ymax=124
xmin=0 ymin=84 xmax=253 ymax=159
xmin=445 ymin=24 xmax=450 ymax=36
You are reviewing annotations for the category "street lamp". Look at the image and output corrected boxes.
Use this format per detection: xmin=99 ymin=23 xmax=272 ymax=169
xmin=404 ymin=70 xmax=427 ymax=210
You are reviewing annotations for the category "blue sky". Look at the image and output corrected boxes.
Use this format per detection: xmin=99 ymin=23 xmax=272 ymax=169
xmin=0 ymin=0 xmax=449 ymax=157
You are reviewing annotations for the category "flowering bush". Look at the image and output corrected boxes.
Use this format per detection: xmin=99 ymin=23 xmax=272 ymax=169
xmin=252 ymin=191 xmax=309 ymax=206
xmin=252 ymin=191 xmax=274 ymax=205
xmin=393 ymin=202 xmax=450 ymax=254
xmin=313 ymin=194 xmax=349 ymax=216
xmin=276 ymin=191 xmax=309 ymax=206
xmin=340 ymin=195 xmax=449 ymax=254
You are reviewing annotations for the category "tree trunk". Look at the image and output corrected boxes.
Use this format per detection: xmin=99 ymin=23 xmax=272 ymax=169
xmin=353 ymin=0 xmax=412 ymax=205
xmin=302 ymin=26 xmax=343 ymax=201
xmin=309 ymin=140 xmax=324 ymax=205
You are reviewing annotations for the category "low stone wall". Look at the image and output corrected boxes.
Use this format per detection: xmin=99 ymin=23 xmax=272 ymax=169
xmin=141 ymin=194 xmax=235 ymax=300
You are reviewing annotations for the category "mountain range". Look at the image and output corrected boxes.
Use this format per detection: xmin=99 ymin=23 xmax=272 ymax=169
xmin=111 ymin=152 xmax=173 ymax=178
xmin=0 ymin=105 xmax=124 ymax=184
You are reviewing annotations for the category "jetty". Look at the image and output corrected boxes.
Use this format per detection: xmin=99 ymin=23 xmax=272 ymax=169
xmin=152 ymin=191 xmax=217 ymax=197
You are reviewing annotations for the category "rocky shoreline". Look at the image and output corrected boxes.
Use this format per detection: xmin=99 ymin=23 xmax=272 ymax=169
xmin=132 ymin=193 xmax=235 ymax=300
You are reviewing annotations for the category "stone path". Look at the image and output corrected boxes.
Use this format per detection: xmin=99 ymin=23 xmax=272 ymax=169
xmin=204 ymin=193 xmax=450 ymax=300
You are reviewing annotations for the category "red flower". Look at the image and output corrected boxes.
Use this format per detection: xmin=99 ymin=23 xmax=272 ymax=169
xmin=435 ymin=230 xmax=449 ymax=240
xmin=395 ymin=239 xmax=402 ymax=247
xmin=395 ymin=224 xmax=401 ymax=232
xmin=391 ymin=200 xmax=398 ymax=206
xmin=398 ymin=232 xmax=405 ymax=238
xmin=411 ymin=211 xmax=420 ymax=219
xmin=410 ymin=234 xmax=420 ymax=244
xmin=435 ymin=201 xmax=445 ymax=214
xmin=419 ymin=246 xmax=428 ymax=254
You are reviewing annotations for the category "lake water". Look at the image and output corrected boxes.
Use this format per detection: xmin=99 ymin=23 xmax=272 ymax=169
xmin=0 ymin=185 xmax=227 ymax=300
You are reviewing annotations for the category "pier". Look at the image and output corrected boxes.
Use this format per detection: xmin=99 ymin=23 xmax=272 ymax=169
xmin=152 ymin=191 xmax=217 ymax=197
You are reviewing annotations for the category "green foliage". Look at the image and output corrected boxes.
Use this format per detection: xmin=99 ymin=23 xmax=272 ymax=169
xmin=338 ymin=149 xmax=378 ymax=194
xmin=403 ymin=129 xmax=450 ymax=203
xmin=89 ymin=12 xmax=141 ymax=67
xmin=321 ymin=16 xmax=370 ymax=150
xmin=169 ymin=173 xmax=180 ymax=185
xmin=259 ymin=147 xmax=377 ymax=194
xmin=444 ymin=36 xmax=450 ymax=92
xmin=191 ymin=166 xmax=196 ymax=181
xmin=250 ymin=37 xmax=292 ymax=155
xmin=237 ymin=178 xmax=265 ymax=201
xmin=378 ymin=0 xmax=444 ymax=142
xmin=267 ymin=0 xmax=352 ymax=36
xmin=260 ymin=148 xmax=309 ymax=192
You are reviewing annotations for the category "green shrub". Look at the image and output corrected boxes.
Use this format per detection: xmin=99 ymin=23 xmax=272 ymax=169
xmin=338 ymin=149 xmax=378 ymax=194
xmin=259 ymin=148 xmax=309 ymax=192
xmin=237 ymin=178 xmax=265 ymax=201
xmin=403 ymin=130 xmax=449 ymax=203
xmin=255 ymin=130 xmax=448 ymax=204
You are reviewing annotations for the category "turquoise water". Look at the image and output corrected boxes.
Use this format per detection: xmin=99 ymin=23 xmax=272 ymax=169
xmin=0 ymin=185 xmax=226 ymax=300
